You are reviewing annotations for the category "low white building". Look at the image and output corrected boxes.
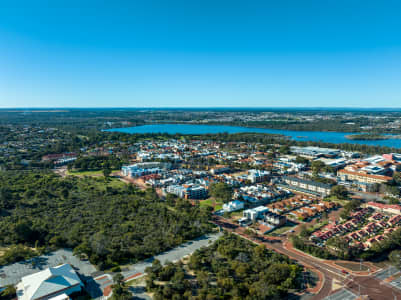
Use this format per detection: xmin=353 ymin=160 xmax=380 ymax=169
xmin=243 ymin=206 xmax=269 ymax=221
xmin=17 ymin=264 xmax=83 ymax=300
xmin=222 ymin=200 xmax=244 ymax=212
xmin=121 ymin=162 xmax=171 ymax=177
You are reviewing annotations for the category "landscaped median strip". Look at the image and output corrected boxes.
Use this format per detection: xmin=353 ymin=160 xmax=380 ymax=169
xmin=283 ymin=240 xmax=378 ymax=277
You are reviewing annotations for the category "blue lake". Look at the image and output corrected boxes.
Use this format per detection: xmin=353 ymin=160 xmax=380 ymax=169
xmin=106 ymin=124 xmax=401 ymax=149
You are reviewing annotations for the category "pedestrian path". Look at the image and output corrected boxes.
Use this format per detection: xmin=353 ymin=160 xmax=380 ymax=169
xmin=390 ymin=273 xmax=401 ymax=291
xmin=375 ymin=266 xmax=399 ymax=281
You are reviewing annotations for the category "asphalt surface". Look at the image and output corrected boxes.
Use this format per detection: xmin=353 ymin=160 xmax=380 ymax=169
xmin=375 ymin=266 xmax=399 ymax=280
xmin=1 ymin=234 xmax=222 ymax=300
xmin=0 ymin=249 xmax=96 ymax=286
xmin=390 ymin=274 xmax=401 ymax=292
xmin=212 ymin=215 xmax=401 ymax=300
xmin=324 ymin=288 xmax=356 ymax=300
xmin=129 ymin=285 xmax=152 ymax=300
xmin=121 ymin=232 xmax=222 ymax=279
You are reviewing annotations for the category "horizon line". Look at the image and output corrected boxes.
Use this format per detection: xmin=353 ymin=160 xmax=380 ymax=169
xmin=2 ymin=106 xmax=401 ymax=110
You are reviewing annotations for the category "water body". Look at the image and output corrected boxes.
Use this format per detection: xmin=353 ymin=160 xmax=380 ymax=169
xmin=106 ymin=124 xmax=401 ymax=148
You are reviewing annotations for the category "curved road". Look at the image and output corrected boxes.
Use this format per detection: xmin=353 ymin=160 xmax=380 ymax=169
xmin=212 ymin=215 xmax=401 ymax=300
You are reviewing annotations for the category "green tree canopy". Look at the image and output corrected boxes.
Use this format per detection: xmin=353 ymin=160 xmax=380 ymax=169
xmin=209 ymin=182 xmax=233 ymax=203
xmin=331 ymin=185 xmax=349 ymax=200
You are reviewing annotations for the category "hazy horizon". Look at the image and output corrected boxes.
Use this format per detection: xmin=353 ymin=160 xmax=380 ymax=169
xmin=3 ymin=106 xmax=401 ymax=111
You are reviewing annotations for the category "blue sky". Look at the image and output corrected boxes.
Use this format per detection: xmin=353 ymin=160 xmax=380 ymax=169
xmin=1 ymin=0 xmax=401 ymax=108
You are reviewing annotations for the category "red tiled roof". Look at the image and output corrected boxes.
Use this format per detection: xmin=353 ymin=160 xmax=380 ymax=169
xmin=103 ymin=285 xmax=112 ymax=297
xmin=339 ymin=169 xmax=392 ymax=181
xmin=368 ymin=202 xmax=401 ymax=211
xmin=124 ymin=272 xmax=142 ymax=281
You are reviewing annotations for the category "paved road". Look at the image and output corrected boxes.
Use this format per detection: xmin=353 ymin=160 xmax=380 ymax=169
xmin=119 ymin=232 xmax=222 ymax=299
xmin=86 ymin=232 xmax=222 ymax=299
xmin=121 ymin=232 xmax=222 ymax=280
xmin=390 ymin=272 xmax=401 ymax=292
xmin=1 ymin=234 xmax=221 ymax=299
xmin=212 ymin=215 xmax=401 ymax=300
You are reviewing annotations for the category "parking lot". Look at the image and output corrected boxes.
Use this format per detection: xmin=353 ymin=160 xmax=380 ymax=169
xmin=0 ymin=233 xmax=222 ymax=300
xmin=0 ymin=249 xmax=97 ymax=286
xmin=122 ymin=232 xmax=222 ymax=279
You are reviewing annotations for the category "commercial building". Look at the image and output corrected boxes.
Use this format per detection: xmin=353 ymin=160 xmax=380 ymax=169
xmin=121 ymin=162 xmax=170 ymax=177
xmin=41 ymin=153 xmax=77 ymax=162
xmin=383 ymin=153 xmax=401 ymax=162
xmin=41 ymin=153 xmax=77 ymax=166
xmin=16 ymin=264 xmax=83 ymax=300
xmin=316 ymin=158 xmax=347 ymax=170
xmin=282 ymin=176 xmax=332 ymax=197
xmin=166 ymin=184 xmax=208 ymax=199
xmin=236 ymin=184 xmax=287 ymax=204
xmin=242 ymin=206 xmax=269 ymax=221
xmin=338 ymin=169 xmax=392 ymax=185
xmin=247 ymin=169 xmax=270 ymax=183
xmin=264 ymin=212 xmax=287 ymax=226
xmin=290 ymin=146 xmax=340 ymax=158
xmin=210 ymin=166 xmax=230 ymax=175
